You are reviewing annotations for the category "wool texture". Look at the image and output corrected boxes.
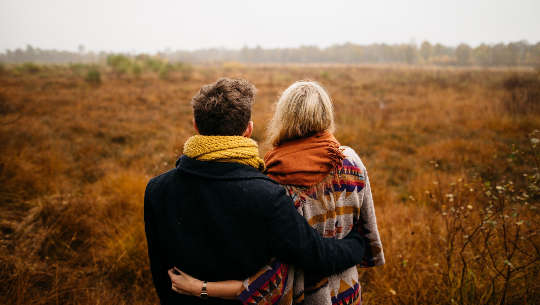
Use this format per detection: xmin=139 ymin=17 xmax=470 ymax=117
xmin=183 ymin=135 xmax=265 ymax=171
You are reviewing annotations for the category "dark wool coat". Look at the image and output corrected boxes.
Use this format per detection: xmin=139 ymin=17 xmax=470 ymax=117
xmin=144 ymin=155 xmax=366 ymax=305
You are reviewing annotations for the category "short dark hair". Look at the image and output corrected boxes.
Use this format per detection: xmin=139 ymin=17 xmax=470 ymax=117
xmin=191 ymin=78 xmax=256 ymax=135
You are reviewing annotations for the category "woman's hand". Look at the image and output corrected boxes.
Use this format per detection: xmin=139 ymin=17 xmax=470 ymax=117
xmin=168 ymin=267 xmax=244 ymax=299
xmin=167 ymin=267 xmax=202 ymax=296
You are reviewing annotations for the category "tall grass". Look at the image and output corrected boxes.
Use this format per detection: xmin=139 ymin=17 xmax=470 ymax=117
xmin=0 ymin=65 xmax=538 ymax=304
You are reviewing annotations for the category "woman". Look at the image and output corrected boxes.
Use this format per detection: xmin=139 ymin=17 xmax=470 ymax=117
xmin=168 ymin=81 xmax=385 ymax=305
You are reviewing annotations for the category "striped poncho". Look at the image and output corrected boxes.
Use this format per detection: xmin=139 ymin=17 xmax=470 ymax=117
xmin=238 ymin=147 xmax=385 ymax=305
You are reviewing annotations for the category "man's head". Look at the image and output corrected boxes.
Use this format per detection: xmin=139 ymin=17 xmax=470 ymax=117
xmin=191 ymin=78 xmax=256 ymax=136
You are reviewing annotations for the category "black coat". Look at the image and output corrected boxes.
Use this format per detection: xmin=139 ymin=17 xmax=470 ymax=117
xmin=144 ymin=155 xmax=366 ymax=304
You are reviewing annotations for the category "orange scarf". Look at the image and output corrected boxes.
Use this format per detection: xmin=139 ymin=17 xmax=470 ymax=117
xmin=264 ymin=131 xmax=345 ymax=187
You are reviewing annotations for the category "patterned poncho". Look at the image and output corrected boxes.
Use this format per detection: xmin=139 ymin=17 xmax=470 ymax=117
xmin=238 ymin=147 xmax=385 ymax=305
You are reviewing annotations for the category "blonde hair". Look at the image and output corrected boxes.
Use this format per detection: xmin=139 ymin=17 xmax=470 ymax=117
xmin=267 ymin=81 xmax=335 ymax=146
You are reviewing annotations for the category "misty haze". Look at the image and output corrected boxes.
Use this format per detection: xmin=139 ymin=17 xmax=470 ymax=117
xmin=0 ymin=1 xmax=539 ymax=305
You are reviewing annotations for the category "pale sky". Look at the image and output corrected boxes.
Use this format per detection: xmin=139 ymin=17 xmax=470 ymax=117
xmin=1 ymin=0 xmax=539 ymax=53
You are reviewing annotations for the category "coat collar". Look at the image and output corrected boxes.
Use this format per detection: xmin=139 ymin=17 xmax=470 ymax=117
xmin=175 ymin=155 xmax=276 ymax=182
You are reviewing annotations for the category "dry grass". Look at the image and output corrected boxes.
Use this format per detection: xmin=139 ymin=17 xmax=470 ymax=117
xmin=0 ymin=65 xmax=539 ymax=304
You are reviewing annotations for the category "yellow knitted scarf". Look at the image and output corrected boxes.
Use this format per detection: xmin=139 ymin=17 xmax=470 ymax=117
xmin=183 ymin=135 xmax=265 ymax=171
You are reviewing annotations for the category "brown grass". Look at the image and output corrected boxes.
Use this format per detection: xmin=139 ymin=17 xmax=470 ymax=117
xmin=0 ymin=65 xmax=539 ymax=304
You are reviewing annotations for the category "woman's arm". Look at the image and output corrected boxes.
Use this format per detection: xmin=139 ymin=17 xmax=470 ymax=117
xmin=168 ymin=268 xmax=243 ymax=299
xmin=168 ymin=260 xmax=291 ymax=304
xmin=356 ymin=168 xmax=385 ymax=267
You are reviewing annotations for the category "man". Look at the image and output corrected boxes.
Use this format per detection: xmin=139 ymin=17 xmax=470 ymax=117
xmin=144 ymin=78 xmax=366 ymax=304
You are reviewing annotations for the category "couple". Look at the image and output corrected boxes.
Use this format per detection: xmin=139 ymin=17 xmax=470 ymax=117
xmin=144 ymin=78 xmax=384 ymax=305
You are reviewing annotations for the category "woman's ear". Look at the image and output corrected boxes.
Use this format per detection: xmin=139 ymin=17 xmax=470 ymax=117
xmin=243 ymin=121 xmax=254 ymax=138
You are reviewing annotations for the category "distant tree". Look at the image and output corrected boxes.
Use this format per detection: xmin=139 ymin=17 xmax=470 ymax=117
xmin=529 ymin=42 xmax=540 ymax=69
xmin=1 ymin=41 xmax=540 ymax=67
xmin=473 ymin=44 xmax=492 ymax=66
xmin=25 ymin=45 xmax=36 ymax=59
xmin=405 ymin=44 xmax=418 ymax=64
xmin=433 ymin=43 xmax=445 ymax=57
xmin=456 ymin=43 xmax=472 ymax=66
xmin=378 ymin=43 xmax=396 ymax=62
xmin=492 ymin=43 xmax=509 ymax=66
xmin=507 ymin=41 xmax=528 ymax=66
xmin=420 ymin=41 xmax=432 ymax=63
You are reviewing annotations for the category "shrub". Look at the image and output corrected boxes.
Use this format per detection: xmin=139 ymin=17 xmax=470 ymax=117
xmin=175 ymin=62 xmax=193 ymax=81
xmin=85 ymin=66 xmax=101 ymax=84
xmin=16 ymin=62 xmax=42 ymax=74
xmin=420 ymin=138 xmax=540 ymax=304
xmin=158 ymin=64 xmax=172 ymax=80
xmin=69 ymin=63 xmax=88 ymax=76
xmin=132 ymin=63 xmax=142 ymax=78
xmin=320 ymin=70 xmax=330 ymax=80
xmin=106 ymin=54 xmax=131 ymax=77
xmin=143 ymin=56 xmax=165 ymax=73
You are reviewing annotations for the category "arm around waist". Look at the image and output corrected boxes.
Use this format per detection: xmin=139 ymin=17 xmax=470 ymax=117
xmin=260 ymin=184 xmax=367 ymax=276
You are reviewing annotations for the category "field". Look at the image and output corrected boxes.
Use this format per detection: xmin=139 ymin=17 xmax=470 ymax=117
xmin=0 ymin=63 xmax=539 ymax=304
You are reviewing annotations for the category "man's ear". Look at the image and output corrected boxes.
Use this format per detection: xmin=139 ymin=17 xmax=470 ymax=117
xmin=192 ymin=118 xmax=200 ymax=134
xmin=242 ymin=121 xmax=254 ymax=138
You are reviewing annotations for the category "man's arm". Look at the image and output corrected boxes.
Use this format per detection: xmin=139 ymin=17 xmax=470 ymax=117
xmin=144 ymin=180 xmax=170 ymax=304
xmin=264 ymin=186 xmax=367 ymax=277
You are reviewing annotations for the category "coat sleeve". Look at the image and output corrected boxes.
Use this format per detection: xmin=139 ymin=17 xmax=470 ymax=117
xmin=263 ymin=184 xmax=367 ymax=277
xmin=144 ymin=179 xmax=170 ymax=304
xmin=343 ymin=147 xmax=385 ymax=267
xmin=355 ymin=168 xmax=385 ymax=267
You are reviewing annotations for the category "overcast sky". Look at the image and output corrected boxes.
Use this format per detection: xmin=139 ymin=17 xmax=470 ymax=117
xmin=1 ymin=0 xmax=539 ymax=53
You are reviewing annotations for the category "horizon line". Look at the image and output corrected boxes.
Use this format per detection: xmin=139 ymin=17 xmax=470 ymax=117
xmin=2 ymin=39 xmax=539 ymax=55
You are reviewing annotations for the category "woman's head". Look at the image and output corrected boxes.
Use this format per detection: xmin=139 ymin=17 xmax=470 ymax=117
xmin=267 ymin=81 xmax=334 ymax=146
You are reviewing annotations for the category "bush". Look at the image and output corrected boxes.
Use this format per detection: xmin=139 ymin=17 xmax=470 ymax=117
xmin=106 ymin=54 xmax=131 ymax=77
xmin=69 ymin=63 xmax=89 ymax=77
xmin=143 ymin=56 xmax=164 ymax=73
xmin=132 ymin=63 xmax=142 ymax=78
xmin=85 ymin=66 xmax=101 ymax=84
xmin=177 ymin=62 xmax=193 ymax=81
xmin=16 ymin=62 xmax=42 ymax=74
xmin=421 ymin=137 xmax=540 ymax=304
xmin=158 ymin=64 xmax=172 ymax=80
xmin=320 ymin=70 xmax=330 ymax=80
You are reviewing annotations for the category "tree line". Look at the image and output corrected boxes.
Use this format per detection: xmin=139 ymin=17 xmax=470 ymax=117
xmin=1 ymin=41 xmax=539 ymax=67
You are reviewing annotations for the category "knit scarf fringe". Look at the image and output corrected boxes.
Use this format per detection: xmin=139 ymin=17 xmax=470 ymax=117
xmin=264 ymin=131 xmax=345 ymax=187
xmin=183 ymin=135 xmax=265 ymax=171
